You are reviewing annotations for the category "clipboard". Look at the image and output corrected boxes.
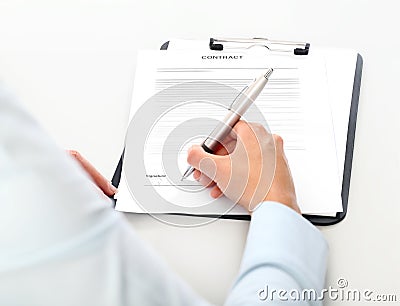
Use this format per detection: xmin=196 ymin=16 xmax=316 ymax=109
xmin=112 ymin=39 xmax=363 ymax=226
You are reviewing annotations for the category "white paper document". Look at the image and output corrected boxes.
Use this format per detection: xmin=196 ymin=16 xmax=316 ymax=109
xmin=116 ymin=49 xmax=344 ymax=216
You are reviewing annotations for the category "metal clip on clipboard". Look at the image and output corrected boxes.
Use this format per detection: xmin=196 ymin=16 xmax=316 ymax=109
xmin=209 ymin=37 xmax=310 ymax=55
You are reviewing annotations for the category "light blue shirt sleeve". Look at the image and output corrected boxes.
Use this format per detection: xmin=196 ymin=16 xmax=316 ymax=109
xmin=0 ymin=84 xmax=328 ymax=306
xmin=225 ymin=202 xmax=328 ymax=305
xmin=0 ymin=85 xmax=210 ymax=306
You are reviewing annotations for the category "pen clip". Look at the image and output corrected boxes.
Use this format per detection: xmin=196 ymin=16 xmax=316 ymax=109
xmin=229 ymin=85 xmax=249 ymax=110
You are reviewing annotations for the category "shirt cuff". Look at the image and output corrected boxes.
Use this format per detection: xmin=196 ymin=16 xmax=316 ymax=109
xmin=240 ymin=201 xmax=328 ymax=292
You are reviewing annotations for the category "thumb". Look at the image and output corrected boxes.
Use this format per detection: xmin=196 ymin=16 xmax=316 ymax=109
xmin=187 ymin=145 xmax=227 ymax=181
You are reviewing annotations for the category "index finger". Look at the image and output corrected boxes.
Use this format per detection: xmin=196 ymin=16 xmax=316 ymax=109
xmin=68 ymin=150 xmax=117 ymax=196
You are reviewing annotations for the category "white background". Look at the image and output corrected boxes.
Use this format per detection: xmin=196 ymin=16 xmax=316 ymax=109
xmin=0 ymin=0 xmax=399 ymax=304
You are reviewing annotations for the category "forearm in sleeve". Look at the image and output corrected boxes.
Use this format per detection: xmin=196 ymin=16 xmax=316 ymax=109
xmin=224 ymin=202 xmax=328 ymax=305
xmin=0 ymin=85 xmax=211 ymax=306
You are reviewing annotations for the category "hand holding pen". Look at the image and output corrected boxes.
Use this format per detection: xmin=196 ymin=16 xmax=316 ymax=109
xmin=181 ymin=68 xmax=274 ymax=180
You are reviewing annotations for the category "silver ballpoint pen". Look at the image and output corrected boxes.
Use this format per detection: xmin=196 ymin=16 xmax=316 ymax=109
xmin=181 ymin=68 xmax=274 ymax=180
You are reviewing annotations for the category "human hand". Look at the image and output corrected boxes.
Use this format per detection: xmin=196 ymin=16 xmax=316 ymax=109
xmin=68 ymin=150 xmax=117 ymax=197
xmin=187 ymin=121 xmax=300 ymax=214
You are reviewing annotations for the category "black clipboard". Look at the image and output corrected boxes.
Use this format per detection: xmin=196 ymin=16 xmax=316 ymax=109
xmin=111 ymin=41 xmax=363 ymax=226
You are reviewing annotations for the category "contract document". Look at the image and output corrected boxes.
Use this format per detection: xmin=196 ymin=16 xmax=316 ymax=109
xmin=116 ymin=50 xmax=343 ymax=216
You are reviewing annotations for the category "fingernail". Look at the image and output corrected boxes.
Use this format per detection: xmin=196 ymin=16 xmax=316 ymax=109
xmin=211 ymin=190 xmax=219 ymax=198
xmin=193 ymin=171 xmax=200 ymax=180
xmin=109 ymin=182 xmax=118 ymax=194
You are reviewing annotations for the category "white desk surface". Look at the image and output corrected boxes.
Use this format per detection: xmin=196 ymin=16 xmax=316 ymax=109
xmin=1 ymin=1 xmax=399 ymax=304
